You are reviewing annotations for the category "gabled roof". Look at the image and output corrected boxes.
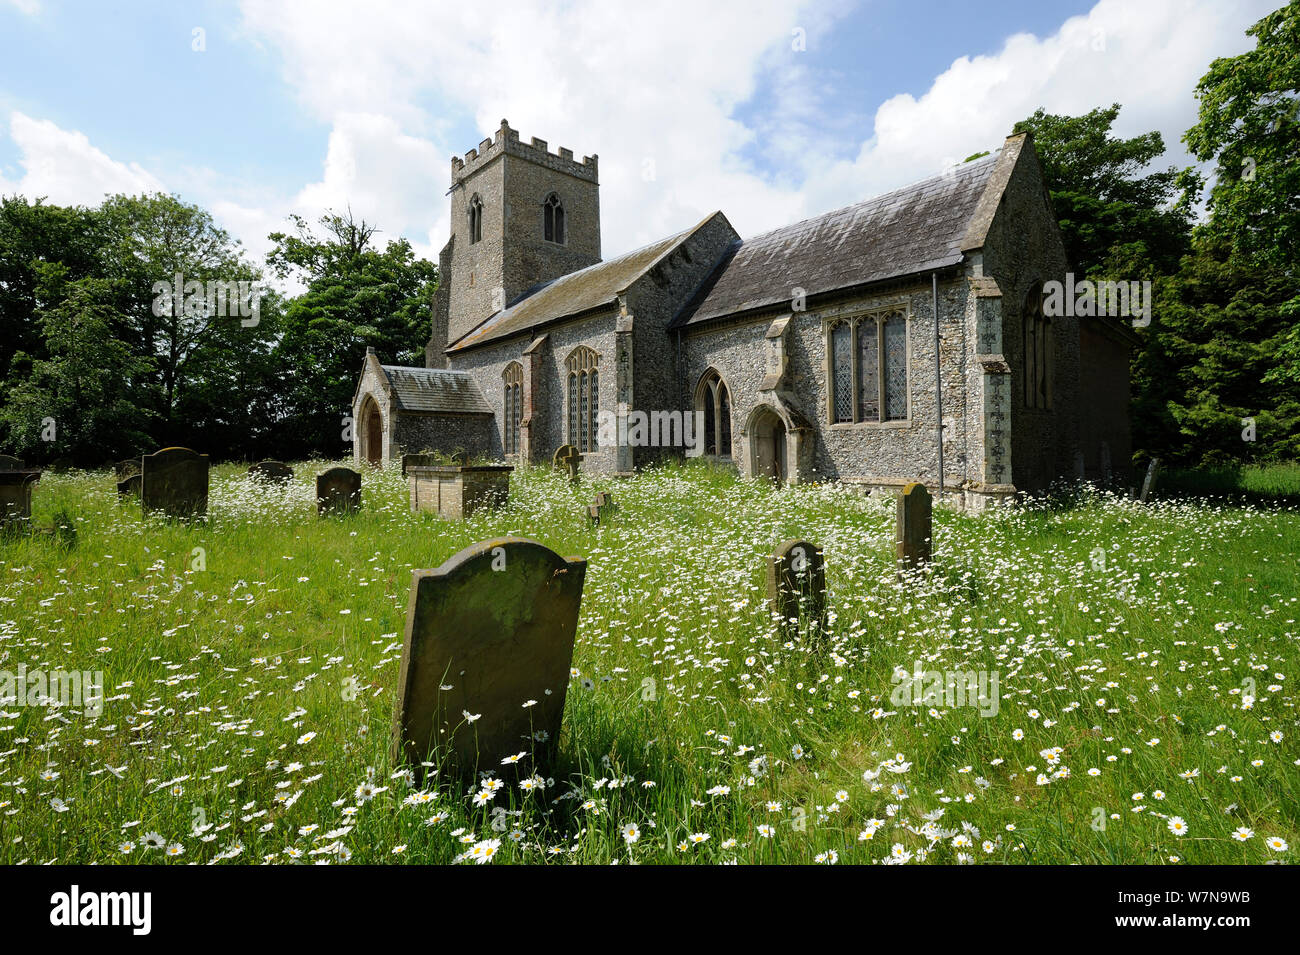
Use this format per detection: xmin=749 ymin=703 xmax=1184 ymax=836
xmin=379 ymin=365 xmax=492 ymax=414
xmin=674 ymin=145 xmax=1011 ymax=328
xmin=447 ymin=212 xmax=727 ymax=352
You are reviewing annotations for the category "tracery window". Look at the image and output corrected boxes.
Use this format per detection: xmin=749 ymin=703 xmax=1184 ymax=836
xmin=827 ymin=308 xmax=909 ymax=424
xmin=565 ymin=346 xmax=600 ymax=452
xmin=502 ymin=362 xmax=523 ymax=454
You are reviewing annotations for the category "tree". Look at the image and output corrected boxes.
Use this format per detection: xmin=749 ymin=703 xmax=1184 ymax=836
xmin=1183 ymin=0 xmax=1300 ymax=386
xmin=0 ymin=273 xmax=154 ymax=464
xmin=1014 ymin=105 xmax=1194 ymax=277
xmin=268 ymin=209 xmax=437 ymax=457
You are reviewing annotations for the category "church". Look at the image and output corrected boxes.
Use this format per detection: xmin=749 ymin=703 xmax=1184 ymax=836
xmin=352 ymin=119 xmax=1134 ymax=508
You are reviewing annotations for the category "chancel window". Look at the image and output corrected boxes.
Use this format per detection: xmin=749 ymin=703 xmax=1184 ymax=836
xmin=1023 ymin=287 xmax=1051 ymax=409
xmin=827 ymin=309 xmax=909 ymax=424
xmin=695 ymin=369 xmax=733 ymax=458
xmin=468 ymin=195 xmax=483 ymax=244
xmin=565 ymin=346 xmax=599 ymax=452
xmin=503 ymin=362 xmax=523 ymax=455
xmin=543 ymin=193 xmax=566 ymax=244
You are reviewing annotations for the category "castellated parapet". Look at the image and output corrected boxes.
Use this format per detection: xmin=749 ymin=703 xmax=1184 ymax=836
xmin=451 ymin=119 xmax=599 ymax=185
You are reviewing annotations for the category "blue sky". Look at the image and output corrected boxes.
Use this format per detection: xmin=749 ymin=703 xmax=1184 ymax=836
xmin=0 ymin=0 xmax=1278 ymax=269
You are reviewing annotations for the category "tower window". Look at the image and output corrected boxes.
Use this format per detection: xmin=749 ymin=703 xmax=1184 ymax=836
xmin=468 ymin=195 xmax=483 ymax=244
xmin=543 ymin=193 xmax=565 ymax=244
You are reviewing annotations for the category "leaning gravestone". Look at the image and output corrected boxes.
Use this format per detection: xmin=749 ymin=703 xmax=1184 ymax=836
xmin=0 ymin=456 xmax=40 ymax=530
xmin=553 ymin=444 xmax=581 ymax=484
xmin=117 ymin=473 xmax=142 ymax=500
xmin=896 ymin=482 xmax=932 ymax=573
xmin=1138 ymin=457 xmax=1161 ymax=504
xmin=391 ymin=537 xmax=587 ymax=778
xmin=586 ymin=491 xmax=616 ymax=526
xmin=248 ymin=460 xmax=294 ymax=483
xmin=767 ymin=539 xmax=827 ymax=639
xmin=316 ymin=467 xmax=362 ymax=515
xmin=141 ymin=447 xmax=209 ymax=518
xmin=115 ymin=458 xmax=141 ymax=481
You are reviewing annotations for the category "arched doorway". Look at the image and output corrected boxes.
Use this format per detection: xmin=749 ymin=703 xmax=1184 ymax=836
xmin=749 ymin=406 xmax=787 ymax=482
xmin=360 ymin=397 xmax=383 ymax=466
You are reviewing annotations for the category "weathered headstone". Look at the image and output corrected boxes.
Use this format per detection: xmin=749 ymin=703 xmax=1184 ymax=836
xmin=115 ymin=458 xmax=141 ymax=481
xmin=316 ymin=467 xmax=362 ymax=515
xmin=766 ymin=539 xmax=827 ymax=639
xmin=0 ymin=457 xmax=39 ymax=530
xmin=401 ymin=453 xmax=436 ymax=478
xmin=553 ymin=444 xmax=581 ymax=484
xmin=1138 ymin=457 xmax=1161 ymax=503
xmin=248 ymin=460 xmax=294 ymax=483
xmin=141 ymin=447 xmax=209 ymax=518
xmin=896 ymin=482 xmax=932 ymax=572
xmin=391 ymin=538 xmax=587 ymax=778
xmin=586 ymin=491 xmax=616 ymax=526
xmin=449 ymin=450 xmax=470 ymax=466
xmin=117 ymin=473 xmax=142 ymax=500
xmin=48 ymin=457 xmax=73 ymax=473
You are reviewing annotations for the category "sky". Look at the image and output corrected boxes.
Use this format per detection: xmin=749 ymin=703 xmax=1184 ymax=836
xmin=0 ymin=0 xmax=1280 ymax=276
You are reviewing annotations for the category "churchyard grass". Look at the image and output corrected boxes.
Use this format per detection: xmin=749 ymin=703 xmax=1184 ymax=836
xmin=0 ymin=460 xmax=1296 ymax=864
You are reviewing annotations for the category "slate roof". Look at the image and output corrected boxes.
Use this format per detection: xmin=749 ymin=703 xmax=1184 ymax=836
xmin=447 ymin=213 xmax=722 ymax=352
xmin=674 ymin=151 xmax=1002 ymax=327
xmin=380 ymin=365 xmax=492 ymax=414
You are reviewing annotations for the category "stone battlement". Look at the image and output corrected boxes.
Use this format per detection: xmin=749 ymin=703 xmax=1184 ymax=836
xmin=451 ymin=119 xmax=598 ymax=184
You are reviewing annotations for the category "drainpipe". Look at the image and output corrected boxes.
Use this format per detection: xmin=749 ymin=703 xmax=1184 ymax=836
xmin=933 ymin=272 xmax=944 ymax=502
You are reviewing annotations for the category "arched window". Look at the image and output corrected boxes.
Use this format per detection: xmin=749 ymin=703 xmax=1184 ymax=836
xmin=565 ymin=346 xmax=599 ymax=452
xmin=543 ymin=193 xmax=565 ymax=244
xmin=695 ymin=369 xmax=733 ymax=458
xmin=502 ymin=362 xmax=523 ymax=455
xmin=468 ymin=195 xmax=483 ymax=244
xmin=826 ymin=308 xmax=909 ymax=424
xmin=1023 ymin=287 xmax=1051 ymax=409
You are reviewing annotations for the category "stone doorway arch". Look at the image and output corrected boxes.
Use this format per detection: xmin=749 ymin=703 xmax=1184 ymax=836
xmin=748 ymin=405 xmax=787 ymax=482
xmin=359 ymin=395 xmax=384 ymax=466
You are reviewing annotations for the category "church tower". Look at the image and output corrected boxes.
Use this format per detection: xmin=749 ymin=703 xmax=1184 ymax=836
xmin=426 ymin=119 xmax=601 ymax=365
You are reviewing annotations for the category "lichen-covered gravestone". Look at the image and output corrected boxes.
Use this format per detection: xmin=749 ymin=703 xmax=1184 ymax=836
xmin=141 ymin=447 xmax=209 ymax=518
xmin=766 ymin=539 xmax=827 ymax=639
xmin=114 ymin=458 xmax=141 ymax=481
xmin=553 ymin=444 xmax=581 ymax=484
xmin=391 ymin=538 xmax=587 ymax=778
xmin=117 ymin=473 xmax=142 ymax=500
xmin=1138 ymin=457 xmax=1161 ymax=504
xmin=247 ymin=460 xmax=294 ymax=483
xmin=0 ymin=456 xmax=39 ymax=530
xmin=896 ymin=482 xmax=932 ymax=572
xmin=316 ymin=467 xmax=362 ymax=515
xmin=586 ymin=491 xmax=616 ymax=526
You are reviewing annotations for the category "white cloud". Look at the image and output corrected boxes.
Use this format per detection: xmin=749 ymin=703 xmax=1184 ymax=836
xmin=0 ymin=111 xmax=165 ymax=207
xmin=2 ymin=0 xmax=42 ymax=16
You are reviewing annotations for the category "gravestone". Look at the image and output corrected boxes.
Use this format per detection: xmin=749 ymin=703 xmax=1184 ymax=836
xmin=1138 ymin=457 xmax=1161 ymax=503
xmin=247 ymin=460 xmax=294 ymax=483
xmin=766 ymin=539 xmax=827 ymax=639
xmin=316 ymin=467 xmax=362 ymax=515
xmin=586 ymin=491 xmax=616 ymax=526
xmin=115 ymin=458 xmax=141 ymax=481
xmin=0 ymin=457 xmax=39 ymax=529
xmin=48 ymin=457 xmax=73 ymax=473
xmin=140 ymin=447 xmax=209 ymax=518
xmin=553 ymin=444 xmax=581 ymax=484
xmin=408 ymin=464 xmax=512 ymax=519
xmin=391 ymin=538 xmax=587 ymax=778
xmin=896 ymin=482 xmax=932 ymax=572
xmin=117 ymin=473 xmax=142 ymax=500
xmin=449 ymin=450 xmax=470 ymax=466
xmin=401 ymin=453 xmax=436 ymax=478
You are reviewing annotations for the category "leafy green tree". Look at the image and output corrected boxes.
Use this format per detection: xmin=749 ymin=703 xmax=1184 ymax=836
xmin=1 ymin=273 xmax=154 ymax=464
xmin=268 ymin=209 xmax=437 ymax=457
xmin=1183 ymin=1 xmax=1300 ymax=386
xmin=1014 ymin=104 xmax=1194 ymax=277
